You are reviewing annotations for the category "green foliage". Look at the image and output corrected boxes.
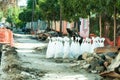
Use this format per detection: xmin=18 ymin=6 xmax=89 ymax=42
xmin=18 ymin=0 xmax=42 ymax=22
xmin=6 ymin=17 xmax=12 ymax=23
xmin=90 ymin=17 xmax=99 ymax=35
xmin=61 ymin=0 xmax=91 ymax=22
xmin=5 ymin=6 xmax=20 ymax=27
xmin=38 ymin=0 xmax=60 ymax=21
xmin=19 ymin=9 xmax=39 ymax=22
xmin=16 ymin=21 xmax=26 ymax=28
xmin=27 ymin=0 xmax=33 ymax=9
xmin=0 ymin=11 xmax=3 ymax=21
xmin=18 ymin=0 xmax=120 ymax=39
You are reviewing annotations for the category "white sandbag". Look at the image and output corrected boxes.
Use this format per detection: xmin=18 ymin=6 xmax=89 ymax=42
xmin=84 ymin=38 xmax=89 ymax=53
xmin=54 ymin=37 xmax=64 ymax=58
xmin=95 ymin=37 xmax=100 ymax=48
xmin=63 ymin=37 xmax=71 ymax=58
xmin=69 ymin=37 xmax=75 ymax=58
xmin=99 ymin=38 xmax=105 ymax=47
xmin=74 ymin=37 xmax=81 ymax=58
xmin=46 ymin=37 xmax=56 ymax=58
xmin=90 ymin=37 xmax=100 ymax=53
xmin=80 ymin=39 xmax=86 ymax=54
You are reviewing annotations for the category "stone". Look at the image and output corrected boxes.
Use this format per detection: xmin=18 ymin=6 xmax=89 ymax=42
xmin=107 ymin=52 xmax=120 ymax=71
xmin=95 ymin=66 xmax=105 ymax=72
xmin=82 ymin=52 xmax=88 ymax=60
xmin=82 ymin=64 xmax=90 ymax=69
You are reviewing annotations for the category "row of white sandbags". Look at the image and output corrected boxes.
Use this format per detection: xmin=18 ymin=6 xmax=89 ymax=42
xmin=82 ymin=37 xmax=105 ymax=54
xmin=46 ymin=36 xmax=105 ymax=59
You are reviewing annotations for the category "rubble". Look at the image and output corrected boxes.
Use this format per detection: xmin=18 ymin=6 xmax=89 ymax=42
xmin=36 ymin=30 xmax=59 ymax=41
xmin=36 ymin=32 xmax=50 ymax=41
xmin=100 ymin=52 xmax=120 ymax=79
xmin=71 ymin=49 xmax=120 ymax=79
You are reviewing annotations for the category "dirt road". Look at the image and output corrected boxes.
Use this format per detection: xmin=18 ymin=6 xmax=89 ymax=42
xmin=13 ymin=34 xmax=102 ymax=80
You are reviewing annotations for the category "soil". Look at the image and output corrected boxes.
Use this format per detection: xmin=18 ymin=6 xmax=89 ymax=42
xmin=0 ymin=33 xmax=102 ymax=80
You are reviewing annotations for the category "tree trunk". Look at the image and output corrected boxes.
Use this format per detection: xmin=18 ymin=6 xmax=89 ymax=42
xmin=88 ymin=15 xmax=90 ymax=36
xmin=114 ymin=6 xmax=117 ymax=46
xmin=60 ymin=0 xmax=62 ymax=36
xmin=74 ymin=21 xmax=78 ymax=32
xmin=99 ymin=14 xmax=102 ymax=37
xmin=48 ymin=20 xmax=50 ymax=28
xmin=50 ymin=21 xmax=52 ymax=29
xmin=54 ymin=21 xmax=56 ymax=31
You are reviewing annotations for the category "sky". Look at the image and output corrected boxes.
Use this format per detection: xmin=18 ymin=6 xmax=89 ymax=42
xmin=18 ymin=0 xmax=27 ymax=7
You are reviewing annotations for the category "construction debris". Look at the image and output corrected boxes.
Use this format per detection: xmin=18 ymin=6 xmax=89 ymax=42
xmin=36 ymin=30 xmax=59 ymax=41
xmin=94 ymin=46 xmax=119 ymax=53
xmin=36 ymin=32 xmax=50 ymax=41
xmin=100 ymin=52 xmax=120 ymax=78
xmin=72 ymin=49 xmax=120 ymax=79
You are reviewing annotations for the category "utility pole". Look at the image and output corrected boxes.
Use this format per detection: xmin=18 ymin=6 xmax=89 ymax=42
xmin=114 ymin=5 xmax=116 ymax=46
xmin=99 ymin=14 xmax=102 ymax=37
xmin=31 ymin=0 xmax=35 ymax=32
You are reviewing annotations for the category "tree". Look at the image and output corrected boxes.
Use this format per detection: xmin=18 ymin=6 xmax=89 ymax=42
xmin=38 ymin=0 xmax=60 ymax=28
xmin=61 ymin=0 xmax=90 ymax=22
xmin=5 ymin=5 xmax=20 ymax=28
xmin=19 ymin=9 xmax=39 ymax=22
xmin=0 ymin=10 xmax=3 ymax=21
xmin=21 ymin=0 xmax=120 ymax=43
xmin=89 ymin=0 xmax=120 ymax=46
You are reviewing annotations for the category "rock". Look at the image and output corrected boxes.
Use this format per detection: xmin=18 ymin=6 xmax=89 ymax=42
xmin=38 ymin=73 xmax=45 ymax=77
xmin=21 ymin=71 xmax=31 ymax=76
xmin=105 ymin=52 xmax=118 ymax=59
xmin=86 ymin=57 xmax=94 ymax=63
xmin=114 ymin=65 xmax=120 ymax=74
xmin=91 ymin=70 xmax=97 ymax=74
xmin=104 ymin=61 xmax=109 ymax=68
xmin=82 ymin=64 xmax=90 ymax=69
xmin=82 ymin=52 xmax=88 ymax=60
xmin=63 ymin=59 xmax=75 ymax=63
xmin=95 ymin=66 xmax=105 ymax=72
xmin=107 ymin=52 xmax=120 ymax=71
xmin=105 ymin=55 xmax=113 ymax=63
xmin=55 ymin=59 xmax=63 ymax=63
xmin=100 ymin=71 xmax=120 ymax=78
xmin=100 ymin=52 xmax=120 ymax=79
